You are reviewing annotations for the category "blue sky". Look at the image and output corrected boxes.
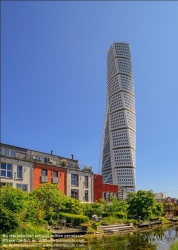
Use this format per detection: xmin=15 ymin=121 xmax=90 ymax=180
xmin=2 ymin=2 xmax=178 ymax=198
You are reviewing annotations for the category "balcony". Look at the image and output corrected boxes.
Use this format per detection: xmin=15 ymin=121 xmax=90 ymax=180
xmin=41 ymin=176 xmax=48 ymax=183
xmin=52 ymin=177 xmax=59 ymax=184
xmin=80 ymin=165 xmax=92 ymax=172
xmin=67 ymin=163 xmax=92 ymax=172
xmin=0 ymin=147 xmax=28 ymax=161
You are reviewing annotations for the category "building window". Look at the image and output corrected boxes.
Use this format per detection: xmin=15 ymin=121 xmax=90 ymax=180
xmin=53 ymin=171 xmax=58 ymax=177
xmin=0 ymin=182 xmax=12 ymax=188
xmin=16 ymin=184 xmax=28 ymax=192
xmin=39 ymin=156 xmax=45 ymax=163
xmin=42 ymin=169 xmax=47 ymax=176
xmin=71 ymin=189 xmax=79 ymax=199
xmin=17 ymin=166 xmax=23 ymax=179
xmin=71 ymin=174 xmax=78 ymax=186
xmin=84 ymin=176 xmax=88 ymax=188
xmin=0 ymin=163 xmax=12 ymax=178
xmin=9 ymin=150 xmax=16 ymax=157
xmin=84 ymin=190 xmax=88 ymax=202
xmin=1 ymin=148 xmax=16 ymax=157
xmin=103 ymin=192 xmax=106 ymax=200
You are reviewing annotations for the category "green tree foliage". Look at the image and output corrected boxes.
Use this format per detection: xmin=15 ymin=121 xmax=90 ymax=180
xmin=31 ymin=183 xmax=68 ymax=221
xmin=82 ymin=197 xmax=128 ymax=218
xmin=83 ymin=203 xmax=93 ymax=217
xmin=65 ymin=197 xmax=84 ymax=215
xmin=152 ymin=202 xmax=164 ymax=217
xmin=127 ymin=190 xmax=163 ymax=220
xmin=0 ymin=184 xmax=165 ymax=236
xmin=0 ymin=186 xmax=28 ymax=233
xmin=109 ymin=197 xmax=128 ymax=214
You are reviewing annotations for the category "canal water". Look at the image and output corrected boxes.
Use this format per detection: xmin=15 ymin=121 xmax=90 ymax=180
xmin=1 ymin=226 xmax=178 ymax=250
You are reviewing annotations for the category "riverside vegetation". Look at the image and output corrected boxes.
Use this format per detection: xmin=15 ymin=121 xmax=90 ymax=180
xmin=0 ymin=183 xmax=168 ymax=236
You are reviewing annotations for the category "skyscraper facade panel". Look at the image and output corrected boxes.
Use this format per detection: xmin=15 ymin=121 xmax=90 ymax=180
xmin=101 ymin=42 xmax=136 ymax=198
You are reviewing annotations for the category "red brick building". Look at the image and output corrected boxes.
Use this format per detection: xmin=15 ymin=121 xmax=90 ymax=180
xmin=94 ymin=174 xmax=118 ymax=202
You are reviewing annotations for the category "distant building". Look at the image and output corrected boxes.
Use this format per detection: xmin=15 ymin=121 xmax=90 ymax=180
xmin=155 ymin=192 xmax=167 ymax=202
xmin=100 ymin=42 xmax=136 ymax=200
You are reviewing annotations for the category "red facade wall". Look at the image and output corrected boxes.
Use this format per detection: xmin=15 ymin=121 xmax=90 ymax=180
xmin=33 ymin=163 xmax=66 ymax=194
xmin=94 ymin=174 xmax=103 ymax=202
xmin=94 ymin=174 xmax=118 ymax=201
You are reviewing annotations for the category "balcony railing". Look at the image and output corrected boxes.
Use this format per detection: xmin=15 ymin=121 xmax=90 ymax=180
xmin=0 ymin=147 xmax=93 ymax=172
xmin=83 ymin=196 xmax=89 ymax=202
xmin=41 ymin=176 xmax=48 ymax=183
xmin=52 ymin=177 xmax=59 ymax=184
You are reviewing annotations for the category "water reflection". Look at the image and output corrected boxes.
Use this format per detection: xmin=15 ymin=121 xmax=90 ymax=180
xmin=1 ymin=226 xmax=178 ymax=250
xmin=84 ymin=227 xmax=178 ymax=250
xmin=146 ymin=228 xmax=178 ymax=250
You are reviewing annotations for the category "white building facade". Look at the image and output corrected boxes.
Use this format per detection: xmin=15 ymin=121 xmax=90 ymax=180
xmin=66 ymin=165 xmax=94 ymax=203
xmin=0 ymin=144 xmax=32 ymax=191
xmin=101 ymin=42 xmax=136 ymax=199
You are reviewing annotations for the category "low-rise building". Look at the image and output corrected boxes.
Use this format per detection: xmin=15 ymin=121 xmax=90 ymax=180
xmin=28 ymin=149 xmax=78 ymax=193
xmin=0 ymin=143 xmax=94 ymax=202
xmin=155 ymin=192 xmax=167 ymax=202
xmin=94 ymin=174 xmax=118 ymax=202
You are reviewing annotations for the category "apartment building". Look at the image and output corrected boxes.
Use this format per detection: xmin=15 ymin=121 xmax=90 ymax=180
xmin=0 ymin=143 xmax=32 ymax=191
xmin=66 ymin=164 xmax=94 ymax=202
xmin=0 ymin=143 xmax=94 ymax=202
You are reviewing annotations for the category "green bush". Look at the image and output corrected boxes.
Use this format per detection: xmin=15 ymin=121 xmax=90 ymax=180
xmin=60 ymin=213 xmax=89 ymax=226
xmin=125 ymin=219 xmax=139 ymax=226
xmin=169 ymin=240 xmax=178 ymax=250
xmin=113 ymin=212 xmax=127 ymax=219
xmin=101 ymin=216 xmax=119 ymax=225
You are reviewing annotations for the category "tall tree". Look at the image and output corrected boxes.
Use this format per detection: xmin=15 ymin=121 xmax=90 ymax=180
xmin=127 ymin=190 xmax=163 ymax=220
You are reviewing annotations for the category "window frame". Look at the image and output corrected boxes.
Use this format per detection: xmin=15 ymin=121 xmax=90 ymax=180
xmin=84 ymin=190 xmax=88 ymax=202
xmin=84 ymin=176 xmax=88 ymax=188
xmin=71 ymin=189 xmax=79 ymax=200
xmin=42 ymin=169 xmax=47 ymax=176
xmin=71 ymin=174 xmax=79 ymax=186
xmin=0 ymin=163 xmax=13 ymax=178
xmin=16 ymin=184 xmax=28 ymax=192
xmin=17 ymin=165 xmax=23 ymax=179
xmin=53 ymin=171 xmax=58 ymax=177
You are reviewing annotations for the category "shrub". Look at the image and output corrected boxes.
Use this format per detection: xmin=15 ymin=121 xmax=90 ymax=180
xmin=60 ymin=213 xmax=89 ymax=226
xmin=169 ymin=240 xmax=178 ymax=250
xmin=113 ymin=212 xmax=127 ymax=219
xmin=101 ymin=216 xmax=119 ymax=225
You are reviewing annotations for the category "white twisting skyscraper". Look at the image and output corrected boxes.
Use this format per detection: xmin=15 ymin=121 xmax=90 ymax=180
xmin=100 ymin=42 xmax=136 ymax=198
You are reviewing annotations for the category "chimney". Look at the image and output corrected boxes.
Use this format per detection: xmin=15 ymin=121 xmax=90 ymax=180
xmin=71 ymin=154 xmax=74 ymax=160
